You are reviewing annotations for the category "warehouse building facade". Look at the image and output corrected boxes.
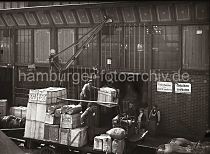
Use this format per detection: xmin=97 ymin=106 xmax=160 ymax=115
xmin=0 ymin=1 xmax=209 ymax=139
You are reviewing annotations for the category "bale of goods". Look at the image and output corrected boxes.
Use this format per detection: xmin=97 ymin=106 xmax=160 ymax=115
xmin=10 ymin=106 xmax=27 ymax=118
xmin=45 ymin=113 xmax=60 ymax=125
xmin=97 ymin=87 xmax=117 ymax=103
xmin=60 ymin=113 xmax=81 ymax=129
xmin=47 ymin=105 xmax=61 ymax=114
xmin=0 ymin=115 xmax=25 ymax=128
xmin=44 ymin=124 xmax=59 ymax=142
xmin=61 ymin=105 xmax=82 ymax=115
xmin=106 ymin=128 xmax=126 ymax=140
xmin=68 ymin=126 xmax=87 ymax=147
xmin=0 ymin=99 xmax=7 ymax=117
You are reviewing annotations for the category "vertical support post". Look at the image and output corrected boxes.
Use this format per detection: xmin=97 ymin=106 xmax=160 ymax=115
xmin=11 ymin=29 xmax=15 ymax=107
xmin=143 ymin=23 xmax=146 ymax=71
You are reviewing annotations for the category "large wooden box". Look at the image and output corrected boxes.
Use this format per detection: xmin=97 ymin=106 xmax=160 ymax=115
xmin=28 ymin=90 xmax=39 ymax=103
xmin=45 ymin=113 xmax=60 ymax=125
xmin=0 ymin=99 xmax=7 ymax=117
xmin=24 ymin=120 xmax=36 ymax=139
xmin=44 ymin=124 xmax=59 ymax=142
xmin=60 ymin=113 xmax=81 ymax=129
xmin=93 ymin=134 xmax=112 ymax=153
xmin=59 ymin=128 xmax=70 ymax=145
xmin=38 ymin=87 xmax=67 ymax=104
xmin=26 ymin=102 xmax=37 ymax=121
xmin=93 ymin=135 xmax=104 ymax=151
xmin=68 ymin=127 xmax=87 ymax=147
xmin=34 ymin=121 xmax=45 ymax=140
xmin=36 ymin=103 xmax=47 ymax=122
xmin=97 ymin=87 xmax=117 ymax=103
xmin=10 ymin=106 xmax=27 ymax=118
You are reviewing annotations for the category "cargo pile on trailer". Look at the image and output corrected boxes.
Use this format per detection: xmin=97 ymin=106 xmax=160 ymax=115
xmin=24 ymin=87 xmax=87 ymax=147
xmin=0 ymin=100 xmax=26 ymax=129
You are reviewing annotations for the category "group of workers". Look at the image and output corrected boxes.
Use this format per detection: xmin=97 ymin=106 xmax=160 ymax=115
xmin=79 ymin=78 xmax=161 ymax=144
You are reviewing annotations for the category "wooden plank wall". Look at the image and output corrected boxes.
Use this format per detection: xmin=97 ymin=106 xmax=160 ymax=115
xmin=183 ymin=25 xmax=209 ymax=70
xmin=34 ymin=29 xmax=50 ymax=63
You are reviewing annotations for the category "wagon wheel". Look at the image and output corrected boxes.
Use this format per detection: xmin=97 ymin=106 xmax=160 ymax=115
xmin=40 ymin=145 xmax=56 ymax=154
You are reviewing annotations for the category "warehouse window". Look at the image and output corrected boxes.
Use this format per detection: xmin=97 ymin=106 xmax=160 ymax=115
xmin=152 ymin=26 xmax=180 ymax=70
xmin=34 ymin=29 xmax=50 ymax=63
xmin=101 ymin=25 xmax=147 ymax=71
xmin=77 ymin=27 xmax=98 ymax=67
xmin=182 ymin=25 xmax=209 ymax=70
xmin=0 ymin=30 xmax=12 ymax=64
xmin=58 ymin=28 xmax=74 ymax=63
xmin=17 ymin=29 xmax=32 ymax=64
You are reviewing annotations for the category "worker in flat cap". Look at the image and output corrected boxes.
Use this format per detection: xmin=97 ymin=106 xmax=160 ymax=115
xmin=79 ymin=79 xmax=96 ymax=112
xmin=79 ymin=78 xmax=99 ymax=145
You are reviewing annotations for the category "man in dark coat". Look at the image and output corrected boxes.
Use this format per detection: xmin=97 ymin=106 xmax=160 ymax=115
xmin=79 ymin=79 xmax=99 ymax=144
xmin=148 ymin=105 xmax=160 ymax=136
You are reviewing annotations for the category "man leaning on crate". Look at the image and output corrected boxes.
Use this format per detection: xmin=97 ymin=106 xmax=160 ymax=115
xmin=79 ymin=78 xmax=99 ymax=144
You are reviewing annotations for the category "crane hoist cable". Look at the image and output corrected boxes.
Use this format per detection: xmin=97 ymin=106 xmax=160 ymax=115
xmin=49 ymin=16 xmax=112 ymax=73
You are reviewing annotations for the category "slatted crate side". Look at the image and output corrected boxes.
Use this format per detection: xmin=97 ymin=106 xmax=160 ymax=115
xmin=151 ymin=72 xmax=209 ymax=139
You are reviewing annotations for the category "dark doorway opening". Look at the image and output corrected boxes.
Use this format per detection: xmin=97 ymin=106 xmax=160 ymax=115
xmin=99 ymin=73 xmax=148 ymax=128
xmin=0 ymin=67 xmax=13 ymax=114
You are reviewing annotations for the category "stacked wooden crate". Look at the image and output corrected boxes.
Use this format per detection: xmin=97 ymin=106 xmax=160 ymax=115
xmin=10 ymin=106 xmax=27 ymax=118
xmin=24 ymin=87 xmax=67 ymax=140
xmin=93 ymin=128 xmax=125 ymax=154
xmin=59 ymin=105 xmax=87 ymax=147
xmin=97 ymin=87 xmax=117 ymax=103
xmin=0 ymin=99 xmax=7 ymax=117
xmin=43 ymin=101 xmax=87 ymax=146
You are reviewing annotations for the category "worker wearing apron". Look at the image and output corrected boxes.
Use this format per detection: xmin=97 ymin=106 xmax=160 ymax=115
xmin=148 ymin=105 xmax=160 ymax=136
xmin=80 ymin=79 xmax=98 ymax=145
